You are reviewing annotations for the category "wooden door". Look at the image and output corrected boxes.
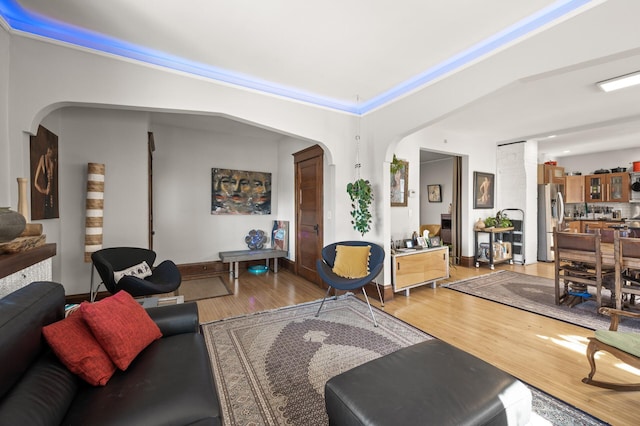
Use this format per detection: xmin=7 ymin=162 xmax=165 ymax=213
xmin=294 ymin=145 xmax=323 ymax=286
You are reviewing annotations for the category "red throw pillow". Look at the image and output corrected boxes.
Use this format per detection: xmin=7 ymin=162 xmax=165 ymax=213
xmin=80 ymin=291 xmax=162 ymax=370
xmin=43 ymin=311 xmax=116 ymax=386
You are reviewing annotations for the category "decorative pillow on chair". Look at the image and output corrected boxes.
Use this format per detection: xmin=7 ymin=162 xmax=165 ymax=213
xmin=80 ymin=290 xmax=162 ymax=370
xmin=43 ymin=311 xmax=116 ymax=386
xmin=332 ymin=245 xmax=371 ymax=279
xmin=113 ymin=261 xmax=152 ymax=283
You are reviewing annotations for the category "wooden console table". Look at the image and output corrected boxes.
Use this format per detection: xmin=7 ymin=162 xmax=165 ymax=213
xmin=392 ymin=246 xmax=449 ymax=295
xmin=219 ymin=249 xmax=287 ymax=279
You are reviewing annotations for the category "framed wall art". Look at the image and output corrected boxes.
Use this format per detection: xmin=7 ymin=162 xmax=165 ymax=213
xmin=211 ymin=168 xmax=272 ymax=215
xmin=271 ymin=220 xmax=289 ymax=252
xmin=30 ymin=125 xmax=59 ymax=220
xmin=473 ymin=171 xmax=495 ymax=209
xmin=427 ymin=184 xmax=441 ymax=202
xmin=391 ymin=159 xmax=409 ymax=207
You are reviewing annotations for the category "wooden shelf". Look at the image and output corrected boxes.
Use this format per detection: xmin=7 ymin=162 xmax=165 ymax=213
xmin=0 ymin=243 xmax=56 ymax=280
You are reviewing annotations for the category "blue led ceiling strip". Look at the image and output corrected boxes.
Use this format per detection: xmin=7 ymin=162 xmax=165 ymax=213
xmin=0 ymin=0 xmax=593 ymax=114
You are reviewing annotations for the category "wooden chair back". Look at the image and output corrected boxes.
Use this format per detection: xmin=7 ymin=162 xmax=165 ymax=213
xmin=553 ymin=228 xmax=608 ymax=307
xmin=554 ymin=229 xmax=599 ymax=258
xmin=613 ymin=231 xmax=640 ymax=309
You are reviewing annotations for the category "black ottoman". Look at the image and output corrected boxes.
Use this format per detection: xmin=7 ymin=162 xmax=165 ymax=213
xmin=325 ymin=340 xmax=531 ymax=426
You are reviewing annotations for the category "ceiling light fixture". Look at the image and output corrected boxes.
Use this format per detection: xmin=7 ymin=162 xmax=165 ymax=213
xmin=597 ymin=71 xmax=640 ymax=92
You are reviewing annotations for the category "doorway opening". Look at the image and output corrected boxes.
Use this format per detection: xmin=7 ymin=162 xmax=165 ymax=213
xmin=419 ymin=150 xmax=462 ymax=264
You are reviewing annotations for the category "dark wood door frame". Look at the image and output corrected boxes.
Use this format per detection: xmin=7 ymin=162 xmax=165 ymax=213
xmin=148 ymin=132 xmax=155 ymax=250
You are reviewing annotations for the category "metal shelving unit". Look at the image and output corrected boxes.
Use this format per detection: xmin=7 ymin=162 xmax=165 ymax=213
xmin=500 ymin=208 xmax=525 ymax=264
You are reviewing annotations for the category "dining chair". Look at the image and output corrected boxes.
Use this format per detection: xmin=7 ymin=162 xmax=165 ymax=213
xmin=614 ymin=231 xmax=640 ymax=310
xmin=583 ymin=307 xmax=640 ymax=391
xmin=553 ymin=228 xmax=614 ymax=308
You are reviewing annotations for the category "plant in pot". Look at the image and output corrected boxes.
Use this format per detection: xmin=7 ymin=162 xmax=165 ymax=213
xmin=484 ymin=211 xmax=512 ymax=228
xmin=346 ymin=178 xmax=373 ymax=236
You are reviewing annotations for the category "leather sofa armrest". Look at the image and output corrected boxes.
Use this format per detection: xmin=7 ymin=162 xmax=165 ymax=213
xmin=146 ymin=302 xmax=199 ymax=336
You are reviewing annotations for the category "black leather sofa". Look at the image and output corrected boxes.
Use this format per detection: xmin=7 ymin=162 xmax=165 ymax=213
xmin=0 ymin=281 xmax=222 ymax=425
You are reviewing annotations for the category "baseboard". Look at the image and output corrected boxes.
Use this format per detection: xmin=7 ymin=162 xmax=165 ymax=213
xmin=459 ymin=255 xmax=475 ymax=268
xmin=177 ymin=261 xmax=226 ymax=280
xmin=178 ymin=258 xmax=295 ymax=279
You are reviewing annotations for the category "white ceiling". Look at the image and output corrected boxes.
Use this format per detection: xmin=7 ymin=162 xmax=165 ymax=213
xmin=6 ymin=0 xmax=640 ymax=157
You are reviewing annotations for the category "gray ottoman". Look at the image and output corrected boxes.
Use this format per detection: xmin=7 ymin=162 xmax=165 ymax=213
xmin=325 ymin=340 xmax=532 ymax=426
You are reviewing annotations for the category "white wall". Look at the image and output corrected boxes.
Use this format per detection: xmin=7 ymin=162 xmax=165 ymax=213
xmin=38 ymin=107 xmax=151 ymax=295
xmin=0 ymin=26 xmax=9 ymax=206
xmin=389 ymin=143 xmax=421 ymax=243
xmin=555 ymin=147 xmax=640 ymax=176
xmin=150 ymin=122 xmax=312 ymax=264
xmin=420 ymin=158 xmax=453 ymax=225
xmin=496 ymin=141 xmax=538 ymax=265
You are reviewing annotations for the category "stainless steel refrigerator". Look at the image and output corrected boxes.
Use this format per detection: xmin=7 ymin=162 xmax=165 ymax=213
xmin=537 ymin=183 xmax=564 ymax=262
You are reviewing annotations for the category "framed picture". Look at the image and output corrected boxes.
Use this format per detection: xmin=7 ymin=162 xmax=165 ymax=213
xmin=416 ymin=236 xmax=427 ymax=247
xmin=391 ymin=159 xmax=409 ymax=207
xmin=473 ymin=171 xmax=495 ymax=209
xmin=30 ymin=125 xmax=59 ymax=220
xmin=211 ymin=168 xmax=271 ymax=215
xmin=404 ymin=239 xmax=414 ymax=249
xmin=271 ymin=220 xmax=289 ymax=252
xmin=429 ymin=236 xmax=441 ymax=247
xmin=427 ymin=184 xmax=441 ymax=202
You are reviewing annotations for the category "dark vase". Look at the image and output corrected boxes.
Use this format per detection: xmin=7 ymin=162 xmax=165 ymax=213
xmin=0 ymin=207 xmax=26 ymax=243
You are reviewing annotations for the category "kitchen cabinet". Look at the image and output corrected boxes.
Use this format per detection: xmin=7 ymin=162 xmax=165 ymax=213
xmin=538 ymin=164 xmax=565 ymax=184
xmin=585 ymin=173 xmax=630 ymax=202
xmin=392 ymin=246 xmax=449 ymax=295
xmin=566 ymin=221 xmax=581 ymax=233
xmin=580 ymin=220 xmax=621 ymax=233
xmin=564 ymin=175 xmax=585 ymax=203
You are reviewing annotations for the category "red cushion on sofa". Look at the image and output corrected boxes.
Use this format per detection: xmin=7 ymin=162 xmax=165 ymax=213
xmin=80 ymin=291 xmax=162 ymax=370
xmin=43 ymin=311 xmax=116 ymax=386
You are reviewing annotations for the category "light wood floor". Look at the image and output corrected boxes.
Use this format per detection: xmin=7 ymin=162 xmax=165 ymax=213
xmin=195 ymin=263 xmax=639 ymax=426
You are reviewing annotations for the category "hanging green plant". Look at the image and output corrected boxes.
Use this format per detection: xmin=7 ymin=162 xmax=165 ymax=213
xmin=346 ymin=178 xmax=373 ymax=236
xmin=390 ymin=154 xmax=403 ymax=175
